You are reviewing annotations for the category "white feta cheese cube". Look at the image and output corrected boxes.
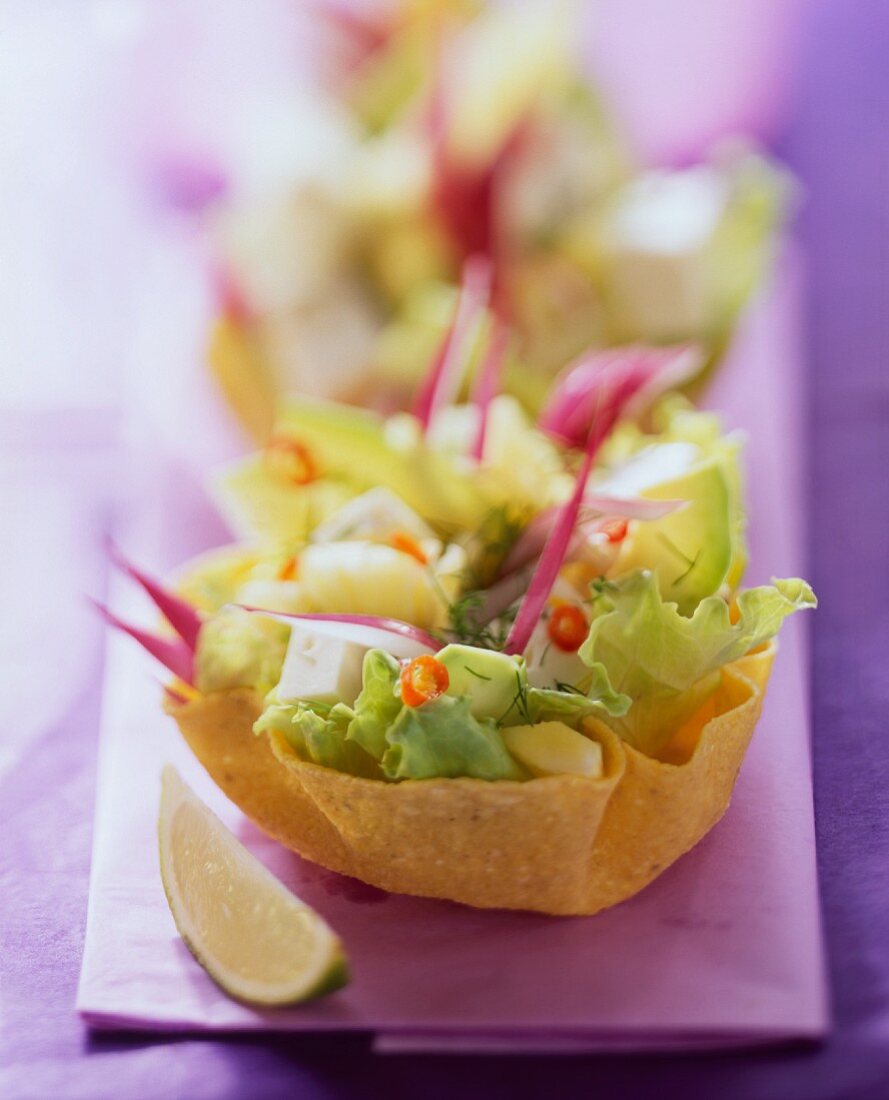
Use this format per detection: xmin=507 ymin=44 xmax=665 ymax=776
xmin=523 ymin=581 xmax=592 ymax=692
xmin=277 ymin=628 xmax=367 ymax=707
xmin=600 ymin=167 xmax=730 ymax=341
xmin=524 ymin=618 xmax=590 ymax=692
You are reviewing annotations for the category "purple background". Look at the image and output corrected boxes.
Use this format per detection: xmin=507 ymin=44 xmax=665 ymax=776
xmin=2 ymin=0 xmax=888 ymax=1096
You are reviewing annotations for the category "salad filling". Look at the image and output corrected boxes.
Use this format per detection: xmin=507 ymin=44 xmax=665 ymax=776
xmin=149 ymin=355 xmax=816 ymax=785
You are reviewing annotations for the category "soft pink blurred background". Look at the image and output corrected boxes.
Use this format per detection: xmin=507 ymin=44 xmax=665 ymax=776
xmin=0 ymin=0 xmax=805 ymax=416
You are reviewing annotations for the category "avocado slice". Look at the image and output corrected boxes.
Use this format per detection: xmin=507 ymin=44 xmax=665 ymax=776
xmin=612 ymin=453 xmax=733 ymax=614
xmin=437 ymin=644 xmax=524 ymax=721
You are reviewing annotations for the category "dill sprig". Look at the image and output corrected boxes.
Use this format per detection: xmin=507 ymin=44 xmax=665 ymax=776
xmin=590 ymin=576 xmax=618 ymax=598
xmin=444 ymin=590 xmax=519 ymax=650
xmin=498 ymin=670 xmax=532 ymax=724
xmin=654 ymin=532 xmax=702 ymax=586
xmin=463 ymin=665 xmax=493 ymax=681
xmin=462 ymin=504 xmax=527 ymax=590
xmin=553 ymin=680 xmax=588 ymax=697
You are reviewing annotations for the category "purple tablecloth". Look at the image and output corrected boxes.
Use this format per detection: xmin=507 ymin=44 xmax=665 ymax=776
xmin=2 ymin=1 xmax=888 ymax=1096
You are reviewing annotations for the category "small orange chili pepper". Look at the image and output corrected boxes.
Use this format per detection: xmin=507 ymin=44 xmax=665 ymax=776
xmin=400 ymin=655 xmax=450 ymax=707
xmin=264 ymin=435 xmax=318 ymax=485
xmin=165 ymin=679 xmax=200 ymax=705
xmin=389 ymin=530 xmax=429 ymax=565
xmin=547 ymin=604 xmax=589 ymax=653
xmin=277 ymin=555 xmax=299 ymax=582
xmin=559 ymin=562 xmax=600 ymax=594
xmin=600 ymin=517 xmax=629 ymax=543
xmin=214 ymin=268 xmax=253 ymax=327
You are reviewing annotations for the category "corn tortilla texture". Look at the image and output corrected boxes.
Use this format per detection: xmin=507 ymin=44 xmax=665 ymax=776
xmin=167 ymin=644 xmax=775 ymax=915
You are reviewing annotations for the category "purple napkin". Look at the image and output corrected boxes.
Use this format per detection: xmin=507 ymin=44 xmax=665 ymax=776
xmin=76 ymin=255 xmax=828 ymax=1052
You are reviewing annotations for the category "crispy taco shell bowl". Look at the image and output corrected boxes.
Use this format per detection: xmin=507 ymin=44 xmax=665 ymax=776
xmin=166 ymin=644 xmax=774 ymax=917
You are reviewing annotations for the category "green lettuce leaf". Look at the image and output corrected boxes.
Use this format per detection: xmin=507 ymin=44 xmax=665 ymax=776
xmin=526 ymin=663 xmax=631 ymax=727
xmin=254 ymin=694 xmax=381 ymax=778
xmin=382 ymin=695 xmax=526 ymax=781
xmin=345 ymin=650 xmax=403 ymax=761
xmin=195 ymin=608 xmax=289 ymax=696
xmin=579 ymin=571 xmax=816 ymax=755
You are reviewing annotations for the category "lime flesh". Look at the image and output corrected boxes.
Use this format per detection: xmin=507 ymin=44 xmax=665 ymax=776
xmin=158 ymin=765 xmax=348 ymax=1006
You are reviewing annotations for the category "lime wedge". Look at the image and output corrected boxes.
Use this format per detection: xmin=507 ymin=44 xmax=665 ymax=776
xmin=158 ymin=765 xmax=348 ymax=1006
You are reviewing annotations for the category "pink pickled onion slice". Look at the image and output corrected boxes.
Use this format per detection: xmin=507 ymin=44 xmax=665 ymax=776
xmin=106 ymin=539 xmax=203 ymax=651
xmin=424 ymin=31 xmax=527 ymax=277
xmin=426 ymin=46 xmax=492 ymax=264
xmin=474 ymin=568 xmax=534 ymax=626
xmin=538 ymin=345 xmax=702 ymax=450
xmin=502 ymin=436 xmax=601 ymax=657
xmin=432 ymin=155 xmax=501 ymax=267
xmin=210 ymin=262 xmax=253 ymax=326
xmin=579 ymin=493 xmax=688 ymax=520
xmin=162 ymin=682 xmax=191 ymax=707
xmin=238 ymin=608 xmax=439 ymax=660
xmin=500 ymin=494 xmax=685 ymax=577
xmin=92 ymin=599 xmax=195 ymax=685
xmin=413 ymin=254 xmax=492 ymax=432
xmin=311 ymin=0 xmax=390 ymax=69
xmin=622 ymin=344 xmax=703 ymax=420
xmin=470 ymin=314 xmax=510 ymax=461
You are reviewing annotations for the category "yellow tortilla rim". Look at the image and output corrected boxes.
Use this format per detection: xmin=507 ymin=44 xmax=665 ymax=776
xmin=167 ymin=642 xmax=775 ymax=916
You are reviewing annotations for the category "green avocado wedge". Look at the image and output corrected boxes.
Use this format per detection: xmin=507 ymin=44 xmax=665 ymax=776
xmin=614 ymin=455 xmax=734 ymax=614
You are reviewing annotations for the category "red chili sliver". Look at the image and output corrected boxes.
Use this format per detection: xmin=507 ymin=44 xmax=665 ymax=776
xmin=211 ymin=264 xmax=253 ymax=327
xmin=264 ymin=436 xmax=318 ymax=485
xmin=600 ymin=518 xmax=629 ymax=543
xmin=389 ymin=531 xmax=429 ymax=565
xmin=400 ymin=655 xmax=450 ymax=707
xmin=547 ymin=604 xmax=589 ymax=653
xmin=277 ymin=556 xmax=299 ymax=581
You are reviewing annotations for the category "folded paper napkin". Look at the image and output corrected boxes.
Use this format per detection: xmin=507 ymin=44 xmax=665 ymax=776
xmin=77 ymin=259 xmax=829 ymax=1052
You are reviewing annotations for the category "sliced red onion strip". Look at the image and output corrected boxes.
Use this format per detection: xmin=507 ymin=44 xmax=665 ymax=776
xmin=622 ymin=344 xmax=702 ymax=421
xmin=163 ymin=682 xmax=191 ymax=706
xmin=500 ymin=494 xmax=685 ymax=576
xmin=311 ymin=0 xmax=389 ymax=59
xmin=579 ymin=493 xmax=687 ymax=520
xmin=106 ymin=538 xmax=203 ymax=651
xmin=470 ymin=314 xmax=509 ymax=461
xmin=474 ymin=568 xmax=534 ymax=626
xmin=238 ymin=608 xmax=439 ymax=660
xmin=210 ymin=262 xmax=252 ymax=326
xmin=502 ymin=442 xmax=599 ymax=657
xmin=412 ymin=254 xmax=492 ymax=432
xmin=538 ymin=345 xmax=702 ymax=450
xmin=92 ymin=599 xmax=195 ymax=686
